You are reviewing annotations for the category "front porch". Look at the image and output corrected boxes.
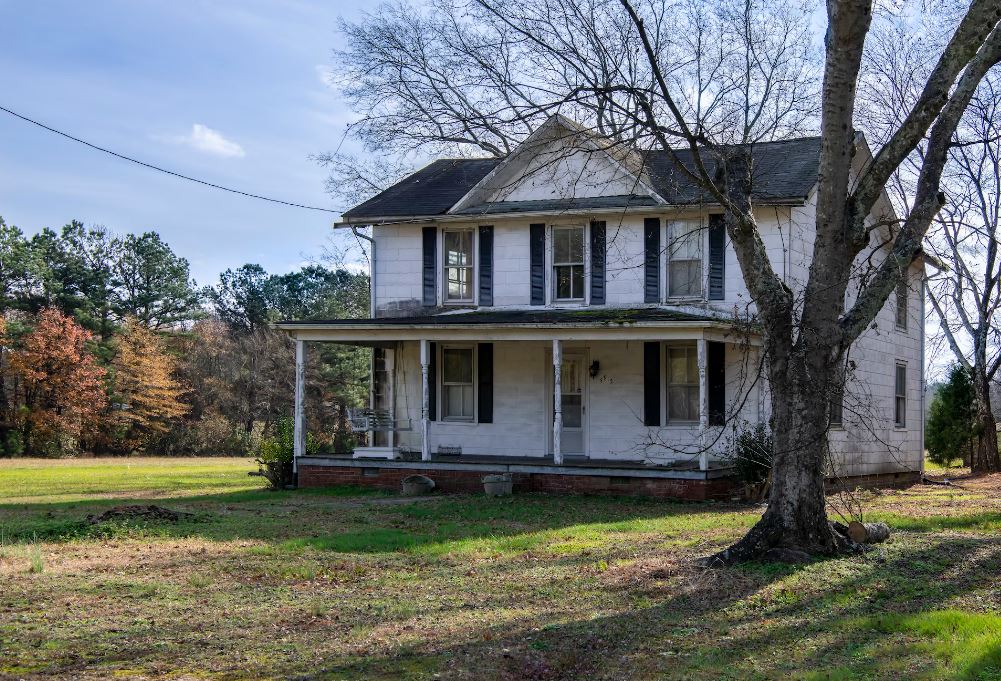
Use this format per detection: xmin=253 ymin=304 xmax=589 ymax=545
xmin=278 ymin=307 xmax=764 ymax=493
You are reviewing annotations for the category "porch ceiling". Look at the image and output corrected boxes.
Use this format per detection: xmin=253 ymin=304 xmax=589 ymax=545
xmin=276 ymin=307 xmax=758 ymax=343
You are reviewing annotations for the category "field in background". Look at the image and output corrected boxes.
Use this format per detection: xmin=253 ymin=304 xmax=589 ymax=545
xmin=2 ymin=457 xmax=1001 ymax=680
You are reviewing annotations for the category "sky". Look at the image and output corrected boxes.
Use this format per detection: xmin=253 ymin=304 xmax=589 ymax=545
xmin=0 ymin=0 xmax=373 ymax=287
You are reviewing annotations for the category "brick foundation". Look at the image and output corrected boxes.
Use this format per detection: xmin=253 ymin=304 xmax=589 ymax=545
xmin=299 ymin=462 xmax=923 ymax=501
xmin=298 ymin=464 xmax=739 ymax=501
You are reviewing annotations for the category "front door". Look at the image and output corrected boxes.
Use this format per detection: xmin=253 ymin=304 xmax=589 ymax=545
xmin=556 ymin=351 xmax=587 ymax=457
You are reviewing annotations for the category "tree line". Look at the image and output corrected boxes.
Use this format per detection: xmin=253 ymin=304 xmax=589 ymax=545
xmin=0 ymin=216 xmax=369 ymax=457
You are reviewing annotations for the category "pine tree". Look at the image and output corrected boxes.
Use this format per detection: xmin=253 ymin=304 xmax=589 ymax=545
xmin=926 ymin=365 xmax=977 ymax=467
xmin=111 ymin=318 xmax=189 ymax=450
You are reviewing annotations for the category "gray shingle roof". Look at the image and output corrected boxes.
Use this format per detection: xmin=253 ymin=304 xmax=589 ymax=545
xmin=340 ymin=137 xmax=821 ymax=220
xmin=280 ymin=307 xmax=715 ymax=326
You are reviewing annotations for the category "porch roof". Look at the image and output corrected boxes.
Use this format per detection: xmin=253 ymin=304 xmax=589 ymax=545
xmin=276 ymin=306 xmax=755 ymax=343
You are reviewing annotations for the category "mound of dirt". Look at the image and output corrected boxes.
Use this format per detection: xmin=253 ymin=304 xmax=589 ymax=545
xmin=87 ymin=505 xmax=193 ymax=524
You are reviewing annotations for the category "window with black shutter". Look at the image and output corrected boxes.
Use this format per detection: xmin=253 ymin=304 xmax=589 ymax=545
xmin=707 ymin=341 xmax=725 ymax=426
xmin=590 ymin=220 xmax=606 ymax=305
xmin=477 ymin=342 xmax=493 ymax=423
xmin=643 ymin=341 xmax=661 ymax=426
xmin=644 ymin=218 xmax=661 ymax=303
xmin=478 ymin=225 xmax=493 ymax=306
xmin=530 ymin=223 xmax=546 ymax=305
xmin=708 ymin=215 xmax=725 ymax=300
xmin=422 ymin=226 xmax=437 ymax=307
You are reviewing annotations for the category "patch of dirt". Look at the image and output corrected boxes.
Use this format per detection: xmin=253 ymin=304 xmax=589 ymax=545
xmin=87 ymin=504 xmax=194 ymax=524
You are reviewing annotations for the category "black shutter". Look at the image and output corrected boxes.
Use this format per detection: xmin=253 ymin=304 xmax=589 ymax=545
xmin=428 ymin=341 xmax=437 ymax=421
xmin=590 ymin=220 xmax=606 ymax=305
xmin=708 ymin=215 xmax=725 ymax=301
xmin=530 ymin=223 xmax=546 ymax=305
xmin=422 ymin=226 xmax=437 ymax=307
xmin=477 ymin=342 xmax=493 ymax=423
xmin=708 ymin=341 xmax=726 ymax=426
xmin=643 ymin=341 xmax=661 ymax=426
xmin=478 ymin=225 xmax=494 ymax=306
xmin=644 ymin=217 xmax=660 ymax=303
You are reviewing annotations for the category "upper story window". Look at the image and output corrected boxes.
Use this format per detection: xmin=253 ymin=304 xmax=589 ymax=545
xmin=553 ymin=226 xmax=585 ymax=301
xmin=444 ymin=229 xmax=474 ymax=303
xmin=895 ymin=277 xmax=908 ymax=331
xmin=667 ymin=343 xmax=700 ymax=422
xmin=829 ymin=385 xmax=844 ymax=427
xmin=667 ymin=220 xmax=703 ymax=298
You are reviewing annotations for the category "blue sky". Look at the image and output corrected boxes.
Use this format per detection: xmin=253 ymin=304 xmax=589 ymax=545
xmin=0 ymin=0 xmax=371 ymax=286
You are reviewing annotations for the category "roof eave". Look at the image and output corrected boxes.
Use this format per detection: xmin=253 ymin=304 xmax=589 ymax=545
xmin=335 ymin=196 xmax=809 ymax=226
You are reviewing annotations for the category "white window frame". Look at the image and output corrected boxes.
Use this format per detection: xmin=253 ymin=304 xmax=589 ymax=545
xmin=665 ymin=219 xmax=706 ymax=301
xmin=549 ymin=224 xmax=589 ymax=304
xmin=829 ymin=384 xmax=844 ymax=428
xmin=895 ymin=277 xmax=908 ymax=331
xmin=439 ymin=344 xmax=476 ymax=422
xmin=441 ymin=228 xmax=476 ymax=305
xmin=665 ymin=341 xmax=701 ymax=424
xmin=894 ymin=362 xmax=907 ymax=428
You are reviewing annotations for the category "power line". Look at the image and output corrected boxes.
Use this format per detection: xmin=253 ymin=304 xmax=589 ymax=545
xmin=0 ymin=104 xmax=341 ymax=214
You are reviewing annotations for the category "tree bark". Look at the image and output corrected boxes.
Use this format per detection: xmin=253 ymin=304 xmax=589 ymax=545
xmin=971 ymin=367 xmax=1000 ymax=473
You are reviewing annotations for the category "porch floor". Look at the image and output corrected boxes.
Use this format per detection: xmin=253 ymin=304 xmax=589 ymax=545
xmin=299 ymin=452 xmax=735 ymax=480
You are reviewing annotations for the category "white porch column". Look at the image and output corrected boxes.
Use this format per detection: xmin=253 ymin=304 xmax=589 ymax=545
xmin=420 ymin=339 xmax=431 ymax=462
xmin=386 ymin=347 xmax=396 ymax=451
xmin=697 ymin=337 xmax=709 ymax=471
xmin=293 ymin=339 xmax=307 ymax=474
xmin=553 ymin=339 xmax=563 ymax=465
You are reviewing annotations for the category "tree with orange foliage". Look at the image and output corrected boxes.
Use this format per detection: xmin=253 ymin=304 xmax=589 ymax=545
xmin=8 ymin=309 xmax=108 ymax=453
xmin=110 ymin=317 xmax=188 ymax=450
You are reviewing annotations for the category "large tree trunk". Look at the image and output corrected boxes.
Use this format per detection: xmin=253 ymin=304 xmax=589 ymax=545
xmin=971 ymin=367 xmax=1000 ymax=473
xmin=706 ymin=351 xmax=856 ymax=565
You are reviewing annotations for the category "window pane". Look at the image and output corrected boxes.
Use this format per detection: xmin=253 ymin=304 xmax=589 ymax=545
xmin=571 ymin=265 xmax=584 ymax=299
xmin=443 ymin=348 xmax=473 ymax=383
xmin=670 ymin=222 xmax=702 ymax=259
xmin=554 ymin=229 xmax=569 ymax=263
xmin=669 ymin=350 xmax=688 ymax=382
xmin=447 ymin=266 xmax=471 ymax=300
xmin=670 ymin=260 xmax=702 ymax=297
xmin=555 ymin=266 xmax=572 ymax=299
xmin=687 ymin=386 xmax=700 ymax=421
xmin=668 ymin=386 xmax=687 ymax=420
xmin=896 ymin=281 xmax=908 ymax=329
xmin=568 ymin=227 xmax=584 ymax=261
xmin=562 ymin=394 xmax=582 ymax=427
xmin=444 ymin=231 xmax=471 ymax=266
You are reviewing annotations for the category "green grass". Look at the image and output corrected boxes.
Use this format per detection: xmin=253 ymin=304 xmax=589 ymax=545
xmin=2 ymin=457 xmax=1001 ymax=680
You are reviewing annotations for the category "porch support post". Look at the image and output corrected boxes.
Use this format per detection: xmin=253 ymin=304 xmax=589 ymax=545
xmin=293 ymin=338 xmax=307 ymax=475
xmin=697 ymin=337 xmax=709 ymax=471
xmin=553 ymin=339 xmax=563 ymax=465
xmin=420 ymin=339 xmax=431 ymax=462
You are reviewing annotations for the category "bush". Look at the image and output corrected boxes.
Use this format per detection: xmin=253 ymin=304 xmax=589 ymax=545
xmin=731 ymin=423 xmax=774 ymax=484
xmin=926 ymin=365 xmax=976 ymax=467
xmin=255 ymin=416 xmax=319 ymax=489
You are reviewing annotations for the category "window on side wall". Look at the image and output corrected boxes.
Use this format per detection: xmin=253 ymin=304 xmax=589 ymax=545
xmin=829 ymin=385 xmax=844 ymax=427
xmin=894 ymin=362 xmax=907 ymax=428
xmin=667 ymin=343 xmax=700 ymax=422
xmin=668 ymin=220 xmax=703 ymax=298
xmin=442 ymin=346 xmax=475 ymax=421
xmin=553 ymin=226 xmax=585 ymax=301
xmin=444 ymin=229 xmax=474 ymax=303
xmin=895 ymin=277 xmax=908 ymax=331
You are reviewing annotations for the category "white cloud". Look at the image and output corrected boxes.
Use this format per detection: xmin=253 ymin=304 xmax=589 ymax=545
xmin=165 ymin=124 xmax=246 ymax=158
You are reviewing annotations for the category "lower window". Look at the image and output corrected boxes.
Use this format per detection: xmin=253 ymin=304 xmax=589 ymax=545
xmin=442 ymin=347 xmax=475 ymax=421
xmin=667 ymin=343 xmax=700 ymax=422
xmin=894 ymin=363 xmax=907 ymax=428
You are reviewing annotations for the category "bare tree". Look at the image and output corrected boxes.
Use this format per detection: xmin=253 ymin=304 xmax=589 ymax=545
xmin=926 ymin=80 xmax=1001 ymax=473
xmin=328 ymin=0 xmax=1001 ymax=561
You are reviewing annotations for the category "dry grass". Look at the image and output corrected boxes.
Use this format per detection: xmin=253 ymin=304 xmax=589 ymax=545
xmin=2 ymin=458 xmax=1001 ymax=680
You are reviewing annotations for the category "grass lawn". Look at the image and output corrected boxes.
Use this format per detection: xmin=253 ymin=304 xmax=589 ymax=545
xmin=2 ymin=458 xmax=1001 ymax=680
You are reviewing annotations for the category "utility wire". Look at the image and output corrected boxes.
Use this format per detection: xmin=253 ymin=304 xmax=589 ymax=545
xmin=0 ymin=104 xmax=341 ymax=214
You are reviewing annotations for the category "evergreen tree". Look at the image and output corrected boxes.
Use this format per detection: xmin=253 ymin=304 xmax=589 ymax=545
xmin=926 ymin=365 xmax=977 ymax=467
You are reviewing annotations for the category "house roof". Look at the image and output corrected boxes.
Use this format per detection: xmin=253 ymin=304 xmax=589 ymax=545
xmin=340 ymin=136 xmax=821 ymax=221
xmin=279 ymin=307 xmax=718 ymax=327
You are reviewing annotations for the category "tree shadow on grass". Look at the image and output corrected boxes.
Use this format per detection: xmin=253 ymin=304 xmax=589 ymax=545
xmin=0 ymin=487 xmax=757 ymax=555
xmin=304 ymin=533 xmax=1001 ymax=681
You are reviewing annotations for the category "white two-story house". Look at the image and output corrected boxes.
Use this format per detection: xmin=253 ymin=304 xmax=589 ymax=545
xmin=280 ymin=116 xmax=926 ymax=498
